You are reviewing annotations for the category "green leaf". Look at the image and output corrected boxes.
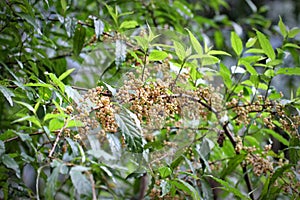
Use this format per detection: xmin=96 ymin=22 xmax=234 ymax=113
xmin=201 ymin=55 xmax=220 ymax=66
xmin=25 ymin=82 xmax=55 ymax=89
xmin=245 ymin=37 xmax=257 ymax=48
xmin=45 ymin=166 xmax=60 ymax=200
xmin=186 ymin=29 xmax=203 ymax=56
xmin=46 ymin=72 xmax=65 ymax=92
xmin=119 ymin=20 xmax=138 ymax=30
xmin=283 ymin=43 xmax=300 ymax=49
xmin=11 ymin=115 xmax=42 ymax=128
xmin=205 ymin=175 xmax=251 ymax=199
xmin=1 ymin=154 xmax=20 ymax=178
xmin=262 ymin=129 xmax=289 ymax=146
xmin=256 ymin=30 xmax=275 ymax=60
xmin=115 ymin=108 xmax=145 ymax=153
xmin=0 ymin=85 xmax=15 ymax=106
xmin=44 ymin=113 xmax=68 ymax=121
xmin=220 ymin=63 xmax=232 ymax=88
xmin=49 ymin=118 xmax=64 ymax=131
xmin=58 ymin=68 xmax=75 ymax=81
xmin=14 ymin=100 xmax=35 ymax=114
xmin=278 ymin=16 xmax=287 ymax=38
xmin=73 ymin=25 xmax=86 ymax=56
xmin=158 ymin=166 xmax=172 ymax=178
xmin=288 ymin=27 xmax=300 ymax=38
xmin=171 ymin=179 xmax=201 ymax=200
xmin=134 ymin=36 xmax=149 ymax=52
xmin=70 ymin=166 xmax=92 ymax=196
xmin=231 ymin=31 xmax=243 ymax=57
xmin=66 ymin=119 xmax=84 ymax=128
xmin=0 ymin=141 xmax=5 ymax=157
xmin=60 ymin=0 xmax=67 ymax=12
xmin=173 ymin=40 xmax=186 ymax=61
xmin=221 ymin=154 xmax=247 ymax=179
xmin=238 ymin=59 xmax=257 ymax=75
xmin=289 ymin=136 xmax=300 ymax=165
xmin=276 ymin=67 xmax=300 ymax=75
xmin=148 ymin=50 xmax=168 ymax=61
xmin=208 ymin=50 xmax=231 ymax=56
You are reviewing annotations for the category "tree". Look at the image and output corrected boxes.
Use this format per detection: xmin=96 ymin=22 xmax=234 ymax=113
xmin=1 ymin=0 xmax=300 ymax=199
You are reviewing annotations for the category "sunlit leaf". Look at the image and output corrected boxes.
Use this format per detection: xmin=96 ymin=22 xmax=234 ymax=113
xmin=58 ymin=68 xmax=75 ymax=81
xmin=158 ymin=166 xmax=172 ymax=178
xmin=256 ymin=30 xmax=275 ymax=60
xmin=276 ymin=67 xmax=300 ymax=75
xmin=231 ymin=31 xmax=243 ymax=57
xmin=278 ymin=16 xmax=287 ymax=38
xmin=186 ymin=29 xmax=203 ymax=56
xmin=148 ymin=50 xmax=168 ymax=61
xmin=288 ymin=27 xmax=300 ymax=38
xmin=119 ymin=20 xmax=138 ymax=30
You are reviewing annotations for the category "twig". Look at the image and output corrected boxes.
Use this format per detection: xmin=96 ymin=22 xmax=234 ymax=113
xmin=3 ymin=130 xmax=55 ymax=143
xmin=48 ymin=118 xmax=70 ymax=158
xmin=88 ymin=172 xmax=97 ymax=200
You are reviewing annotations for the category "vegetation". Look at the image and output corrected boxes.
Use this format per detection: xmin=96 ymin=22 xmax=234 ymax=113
xmin=1 ymin=0 xmax=300 ymax=199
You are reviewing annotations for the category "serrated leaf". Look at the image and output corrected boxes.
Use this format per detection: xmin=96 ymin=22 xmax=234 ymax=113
xmin=205 ymin=175 xmax=250 ymax=199
xmin=70 ymin=166 xmax=92 ymax=196
xmin=158 ymin=166 xmax=172 ymax=178
xmin=186 ymin=29 xmax=203 ymax=56
xmin=201 ymin=55 xmax=220 ymax=66
xmin=288 ymin=27 xmax=300 ymax=38
xmin=278 ymin=16 xmax=287 ymax=38
xmin=58 ymin=68 xmax=75 ymax=81
xmin=148 ymin=50 xmax=168 ymax=61
xmin=25 ymin=82 xmax=55 ymax=89
xmin=256 ymin=30 xmax=275 ymax=60
xmin=119 ymin=20 xmax=138 ymax=30
xmin=173 ymin=40 xmax=186 ymax=61
xmin=115 ymin=108 xmax=145 ymax=153
xmin=11 ymin=115 xmax=42 ymax=128
xmin=2 ymin=154 xmax=20 ymax=178
xmin=231 ymin=31 xmax=243 ymax=57
xmin=276 ymin=67 xmax=300 ymax=76
xmin=73 ymin=25 xmax=86 ymax=56
xmin=0 ymin=85 xmax=15 ymax=106
xmin=221 ymin=154 xmax=247 ymax=178
xmin=134 ymin=36 xmax=149 ymax=52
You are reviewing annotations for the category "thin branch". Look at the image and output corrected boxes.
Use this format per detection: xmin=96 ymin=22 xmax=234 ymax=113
xmin=88 ymin=172 xmax=97 ymax=200
xmin=48 ymin=118 xmax=70 ymax=158
xmin=3 ymin=130 xmax=55 ymax=143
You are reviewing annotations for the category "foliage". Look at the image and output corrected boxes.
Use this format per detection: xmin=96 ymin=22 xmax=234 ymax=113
xmin=1 ymin=0 xmax=300 ymax=199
